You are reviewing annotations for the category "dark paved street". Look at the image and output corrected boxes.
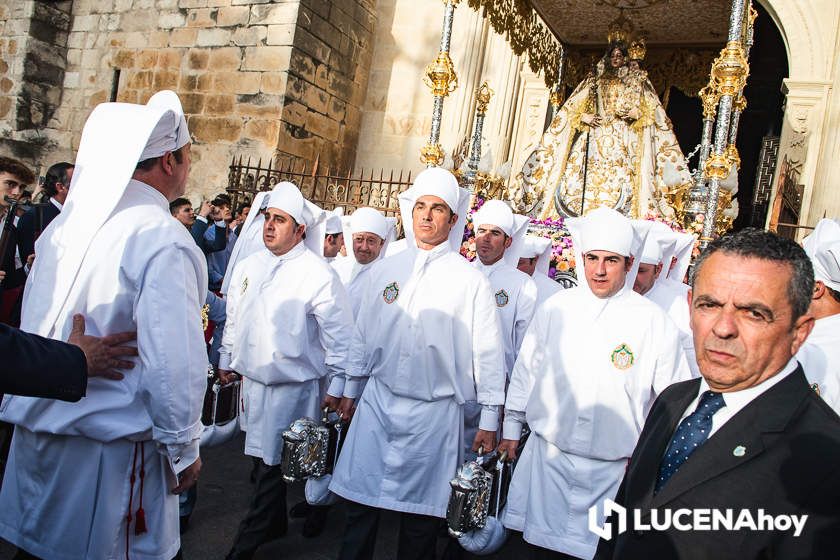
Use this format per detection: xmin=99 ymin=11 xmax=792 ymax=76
xmin=1 ymin=433 xmax=530 ymax=559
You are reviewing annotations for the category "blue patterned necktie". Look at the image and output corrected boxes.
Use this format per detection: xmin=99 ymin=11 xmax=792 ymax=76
xmin=655 ymin=390 xmax=726 ymax=493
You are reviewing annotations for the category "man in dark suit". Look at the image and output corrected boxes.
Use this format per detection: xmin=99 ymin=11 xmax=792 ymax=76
xmin=0 ymin=157 xmax=36 ymax=327
xmin=16 ymin=162 xmax=74 ymax=265
xmin=0 ymin=313 xmax=137 ymax=401
xmin=596 ymin=228 xmax=840 ymax=560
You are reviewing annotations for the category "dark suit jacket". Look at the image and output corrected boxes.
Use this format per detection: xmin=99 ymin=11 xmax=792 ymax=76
xmin=596 ymin=367 xmax=840 ymax=560
xmin=0 ymin=217 xmax=24 ymax=290
xmin=190 ymin=218 xmax=226 ymax=255
xmin=0 ymin=323 xmax=87 ymax=402
xmin=16 ymin=201 xmax=60 ymax=263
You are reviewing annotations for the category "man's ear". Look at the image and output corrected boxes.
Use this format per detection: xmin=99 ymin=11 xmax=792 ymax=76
xmin=449 ymin=212 xmax=458 ymax=226
xmin=625 ymin=255 xmax=635 ymax=272
xmin=813 ymin=280 xmax=826 ymax=301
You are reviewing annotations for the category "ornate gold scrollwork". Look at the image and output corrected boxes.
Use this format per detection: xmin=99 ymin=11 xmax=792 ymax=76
xmin=699 ymin=83 xmax=719 ymax=119
xmin=420 ymin=142 xmax=446 ymax=167
xmin=423 ymin=52 xmax=459 ymax=98
xmin=475 ymin=82 xmax=493 ymax=115
xmin=466 ymin=0 xmax=563 ymax=89
xmin=725 ymin=144 xmax=741 ymax=170
xmin=711 ymin=41 xmax=748 ymax=97
xmin=704 ymin=153 xmax=731 ymax=181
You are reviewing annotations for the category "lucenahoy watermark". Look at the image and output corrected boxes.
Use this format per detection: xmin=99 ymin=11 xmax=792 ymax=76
xmin=589 ymin=499 xmax=808 ymax=540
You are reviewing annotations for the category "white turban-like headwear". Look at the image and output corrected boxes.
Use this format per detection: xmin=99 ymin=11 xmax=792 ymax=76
xmin=342 ymin=207 xmax=394 ymax=263
xmin=567 ymin=206 xmax=645 ymax=295
xmin=803 ymin=218 xmax=840 ymax=291
xmin=266 ymin=183 xmax=326 ymax=255
xmin=519 ymin=235 xmax=553 ymax=277
xmin=349 ymin=207 xmax=388 ymax=240
xmin=398 ymin=167 xmax=469 ymax=252
xmin=325 ymin=208 xmax=344 ymax=235
xmin=578 ymin=206 xmax=634 ymax=257
xmin=141 ymin=90 xmax=191 ymax=161
xmin=472 ymin=200 xmax=530 ymax=267
xmin=22 ymin=96 xmax=185 ymax=337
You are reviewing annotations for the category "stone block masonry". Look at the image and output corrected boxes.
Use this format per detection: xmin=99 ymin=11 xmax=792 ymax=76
xmin=0 ymin=0 xmax=377 ymax=203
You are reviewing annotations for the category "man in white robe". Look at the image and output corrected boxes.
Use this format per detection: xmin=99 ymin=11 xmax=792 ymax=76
xmin=323 ymin=208 xmax=345 ymax=260
xmin=499 ymin=207 xmax=691 ymax=559
xmin=633 ymin=222 xmax=699 ymax=377
xmin=329 ymin=167 xmax=506 ymax=559
xmin=464 ymin=201 xmax=536 ymax=450
xmin=332 ymin=207 xmax=393 ymax=318
xmin=797 ymin=218 xmax=840 ymax=414
xmin=517 ymin=234 xmax=563 ymax=306
xmin=217 ymin=183 xmax=354 ymax=560
xmin=0 ymin=91 xmax=206 ymax=560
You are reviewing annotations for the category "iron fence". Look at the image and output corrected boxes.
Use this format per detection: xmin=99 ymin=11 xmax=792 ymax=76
xmin=226 ymin=155 xmax=413 ymax=217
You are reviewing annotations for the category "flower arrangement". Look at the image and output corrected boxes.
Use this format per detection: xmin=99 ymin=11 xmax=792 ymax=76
xmin=460 ymin=196 xmax=576 ymax=281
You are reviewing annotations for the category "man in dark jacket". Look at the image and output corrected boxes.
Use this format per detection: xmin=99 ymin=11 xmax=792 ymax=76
xmin=595 ymin=229 xmax=840 ymax=560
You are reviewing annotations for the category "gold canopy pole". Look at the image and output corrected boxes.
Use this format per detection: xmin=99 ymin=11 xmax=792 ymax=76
xmin=700 ymin=0 xmax=749 ymax=247
xmin=420 ymin=0 xmax=460 ymax=167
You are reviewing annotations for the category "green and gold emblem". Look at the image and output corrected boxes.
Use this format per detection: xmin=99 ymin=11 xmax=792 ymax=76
xmin=241 ymin=276 xmax=249 ymax=295
xmin=611 ymin=343 xmax=634 ymax=370
xmin=382 ymin=281 xmax=399 ymax=304
xmin=494 ymin=289 xmax=509 ymax=307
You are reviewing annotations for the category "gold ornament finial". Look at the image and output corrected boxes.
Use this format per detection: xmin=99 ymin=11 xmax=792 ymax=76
xmin=628 ymin=37 xmax=646 ymax=61
xmin=699 ymin=83 xmax=719 ymax=119
xmin=703 ymin=153 xmax=731 ymax=181
xmin=711 ymin=41 xmax=748 ymax=97
xmin=423 ymin=52 xmax=459 ymax=98
xmin=475 ymin=82 xmax=493 ymax=115
xmin=420 ymin=142 xmax=445 ymax=167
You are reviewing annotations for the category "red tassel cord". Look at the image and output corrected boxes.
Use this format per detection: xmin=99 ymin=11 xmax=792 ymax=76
xmin=135 ymin=441 xmax=147 ymax=535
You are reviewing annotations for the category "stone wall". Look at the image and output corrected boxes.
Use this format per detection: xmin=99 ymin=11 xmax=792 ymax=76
xmin=0 ymin=1 xmax=72 ymax=163
xmin=0 ymin=0 xmax=376 ymax=201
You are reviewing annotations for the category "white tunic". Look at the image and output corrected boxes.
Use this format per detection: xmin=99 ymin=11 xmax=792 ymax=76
xmin=331 ymin=256 xmax=374 ymax=319
xmin=502 ymin=286 xmax=691 ymax=558
xmin=796 ymin=313 xmax=840 ymax=415
xmin=645 ymin=278 xmax=700 ymax=377
xmin=473 ymin=260 xmax=537 ymax=378
xmin=219 ymin=242 xmax=354 ymax=465
xmin=330 ymin=242 xmax=506 ymax=517
xmin=0 ymin=180 xmax=207 ymax=560
xmin=533 ymin=271 xmax=563 ymax=307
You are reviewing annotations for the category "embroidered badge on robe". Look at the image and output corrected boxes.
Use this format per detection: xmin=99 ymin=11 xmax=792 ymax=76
xmin=241 ymin=277 xmax=249 ymax=295
xmin=495 ymin=289 xmax=509 ymax=307
xmin=383 ymin=281 xmax=399 ymax=304
xmin=611 ymin=343 xmax=634 ymax=370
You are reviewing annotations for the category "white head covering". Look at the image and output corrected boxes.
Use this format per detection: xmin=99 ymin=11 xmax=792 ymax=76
xmin=398 ymin=167 xmax=470 ymax=252
xmin=803 ymin=218 xmax=840 ymax=291
xmin=343 ymin=207 xmax=392 ymax=263
xmin=325 ymin=208 xmax=344 ymax=235
xmin=668 ymin=232 xmax=696 ymax=284
xmin=635 ymin=220 xmax=676 ymax=267
xmin=472 ymin=200 xmax=530 ymax=267
xmin=141 ymin=90 xmax=191 ymax=160
xmin=265 ymin=182 xmax=326 ymax=255
xmin=567 ymin=206 xmax=644 ymax=295
xmin=520 ymin=235 xmax=553 ymax=277
xmin=22 ymin=99 xmax=183 ymax=337
xmin=349 ymin=207 xmax=388 ymax=239
xmin=577 ymin=206 xmax=634 ymax=257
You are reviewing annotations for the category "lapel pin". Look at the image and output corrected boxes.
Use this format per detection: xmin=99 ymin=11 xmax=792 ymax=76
xmin=733 ymin=445 xmax=746 ymax=457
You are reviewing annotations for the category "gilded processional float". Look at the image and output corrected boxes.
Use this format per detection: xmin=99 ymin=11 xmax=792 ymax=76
xmin=417 ymin=0 xmax=755 ymax=285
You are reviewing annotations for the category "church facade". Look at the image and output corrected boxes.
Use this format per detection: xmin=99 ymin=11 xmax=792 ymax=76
xmin=0 ymin=0 xmax=838 ymax=234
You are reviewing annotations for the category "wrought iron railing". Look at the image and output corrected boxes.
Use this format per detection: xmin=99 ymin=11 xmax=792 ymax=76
xmin=226 ymin=155 xmax=413 ymax=217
